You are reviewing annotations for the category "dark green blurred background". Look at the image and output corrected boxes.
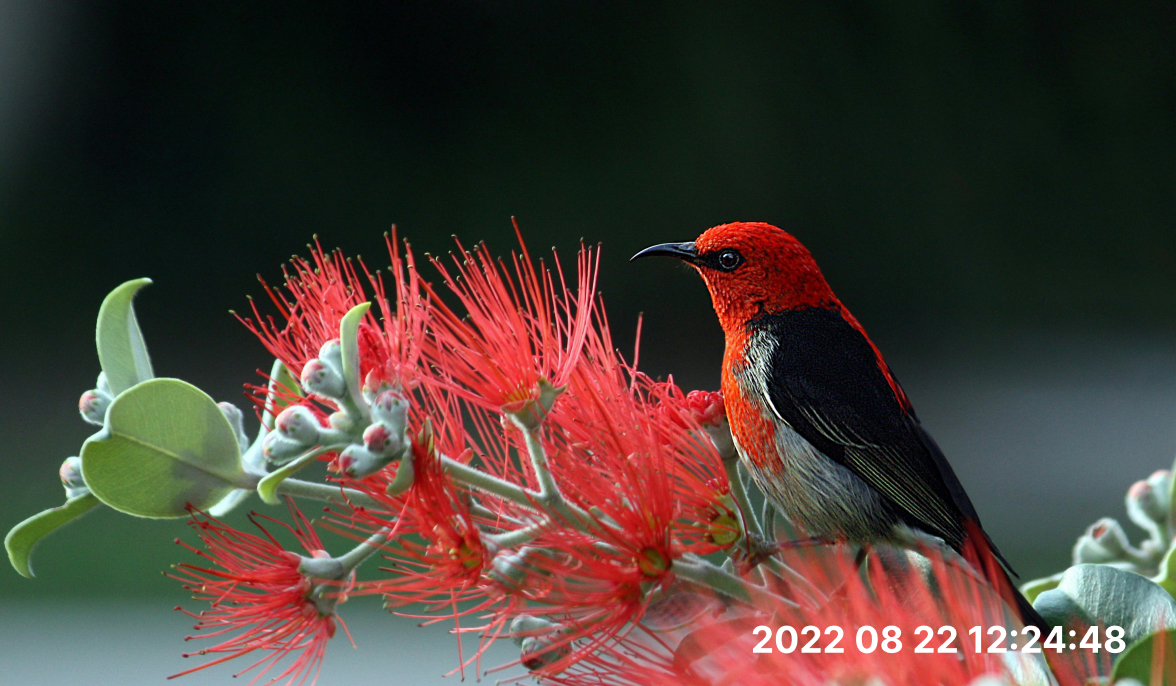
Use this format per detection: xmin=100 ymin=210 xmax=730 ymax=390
xmin=0 ymin=1 xmax=1173 ymax=681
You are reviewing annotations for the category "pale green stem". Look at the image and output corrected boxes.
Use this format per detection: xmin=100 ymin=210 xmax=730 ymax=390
xmin=675 ymin=553 xmax=795 ymax=609
xmin=485 ymin=522 xmax=547 ymax=549
xmin=442 ymin=455 xmax=536 ymax=505
xmin=334 ymin=526 xmax=393 ymax=572
xmin=519 ymin=421 xmax=561 ymax=504
xmin=441 ymin=455 xmax=595 ymax=534
xmin=726 ymin=459 xmax=762 ymax=539
xmin=275 ymin=477 xmax=381 ymax=510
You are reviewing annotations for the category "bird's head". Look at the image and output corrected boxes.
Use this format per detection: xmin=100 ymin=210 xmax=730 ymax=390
xmin=632 ymin=222 xmax=835 ymax=331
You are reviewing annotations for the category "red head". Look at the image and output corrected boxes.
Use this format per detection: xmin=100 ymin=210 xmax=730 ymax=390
xmin=632 ymin=222 xmax=837 ymax=332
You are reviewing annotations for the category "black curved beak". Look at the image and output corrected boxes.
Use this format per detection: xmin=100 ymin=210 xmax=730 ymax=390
xmin=630 ymin=241 xmax=698 ymax=263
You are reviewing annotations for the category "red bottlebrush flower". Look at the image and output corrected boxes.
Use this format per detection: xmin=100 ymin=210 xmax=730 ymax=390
xmin=547 ymin=542 xmax=1081 ymax=686
xmin=503 ymin=331 xmax=734 ymax=675
xmin=424 ymin=221 xmax=598 ymax=416
xmin=239 ymin=233 xmax=429 ymax=393
xmin=169 ymin=504 xmax=350 ymax=686
xmin=350 ymin=420 xmax=521 ymax=678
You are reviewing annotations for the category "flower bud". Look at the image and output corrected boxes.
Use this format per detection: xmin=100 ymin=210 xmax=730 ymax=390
xmin=274 ymin=405 xmax=322 ymax=444
xmin=300 ymin=358 xmax=345 ymax=399
xmin=489 ymin=547 xmax=543 ymax=591
xmin=318 ymin=339 xmax=343 ymax=368
xmin=96 ymin=371 xmax=112 ymax=396
xmin=510 ymin=615 xmax=559 ymax=645
xmin=686 ymin=390 xmax=725 ymax=428
xmin=335 ymin=444 xmax=392 ymax=479
xmin=519 ymin=635 xmax=571 ymax=672
xmin=363 ymin=368 xmax=395 ymax=403
xmin=78 ymin=389 xmax=110 ymax=426
xmin=370 ymin=390 xmax=409 ymax=428
xmin=59 ymin=456 xmax=88 ymax=497
xmin=1126 ymin=479 xmax=1167 ymax=530
xmin=328 ymin=411 xmax=356 ymax=433
xmin=263 ymin=432 xmax=311 ymax=464
xmin=363 ymin=422 xmax=405 ymax=456
xmin=1073 ymin=517 xmax=1131 ymax=564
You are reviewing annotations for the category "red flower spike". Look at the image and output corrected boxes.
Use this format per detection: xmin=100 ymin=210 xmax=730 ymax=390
xmin=423 ymin=221 xmax=598 ymax=416
xmin=501 ymin=324 xmax=733 ymax=676
xmin=545 ymin=542 xmax=1092 ymax=686
xmin=167 ymin=503 xmax=350 ymax=686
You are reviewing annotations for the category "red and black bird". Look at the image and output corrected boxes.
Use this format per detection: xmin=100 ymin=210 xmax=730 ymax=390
xmin=633 ymin=221 xmax=1044 ymax=629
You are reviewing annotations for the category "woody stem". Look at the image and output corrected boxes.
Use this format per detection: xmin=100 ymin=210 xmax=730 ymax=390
xmin=276 ymin=478 xmax=381 ymax=510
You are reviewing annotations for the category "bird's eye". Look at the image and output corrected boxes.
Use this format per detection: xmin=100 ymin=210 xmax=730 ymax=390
xmin=716 ymin=249 xmax=743 ymax=272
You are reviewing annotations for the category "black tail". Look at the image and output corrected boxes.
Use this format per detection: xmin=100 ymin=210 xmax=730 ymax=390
xmin=962 ymin=519 xmax=1050 ymax=633
xmin=1002 ymin=564 xmax=1050 ymax=633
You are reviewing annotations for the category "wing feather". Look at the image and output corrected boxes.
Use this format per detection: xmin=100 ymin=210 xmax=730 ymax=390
xmin=755 ymin=307 xmax=975 ymax=550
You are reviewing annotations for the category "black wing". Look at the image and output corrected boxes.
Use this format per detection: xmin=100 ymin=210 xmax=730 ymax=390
xmin=755 ymin=307 xmax=980 ymax=552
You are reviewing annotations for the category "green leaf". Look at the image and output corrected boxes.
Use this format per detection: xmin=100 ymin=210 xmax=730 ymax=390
xmin=95 ymin=278 xmax=155 ymax=396
xmin=256 ymin=446 xmax=333 ymax=505
xmin=1154 ymin=546 xmax=1176 ymax=599
xmin=1034 ymin=564 xmax=1176 ymax=653
xmin=208 ymin=488 xmax=252 ymax=517
xmin=81 ymin=378 xmax=246 ymax=518
xmin=261 ymin=359 xmax=302 ymax=432
xmin=5 ymin=494 xmax=101 ymax=578
xmin=1021 ymin=572 xmax=1065 ymax=604
xmin=1112 ymin=629 xmax=1176 ymax=684
xmin=339 ymin=302 xmax=371 ymax=418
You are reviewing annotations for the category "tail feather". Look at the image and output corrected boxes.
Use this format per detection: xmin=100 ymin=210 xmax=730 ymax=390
xmin=961 ymin=519 xmax=1049 ymax=632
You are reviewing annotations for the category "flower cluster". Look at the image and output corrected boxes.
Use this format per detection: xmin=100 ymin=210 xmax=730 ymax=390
xmin=153 ymin=227 xmax=1091 ymax=686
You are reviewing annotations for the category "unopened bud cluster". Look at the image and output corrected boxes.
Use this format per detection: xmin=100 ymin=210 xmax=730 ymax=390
xmin=260 ymin=338 xmax=412 ymax=479
xmin=1072 ymin=469 xmax=1171 ymax=576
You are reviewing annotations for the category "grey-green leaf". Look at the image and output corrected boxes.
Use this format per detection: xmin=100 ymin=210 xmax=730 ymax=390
xmin=1034 ymin=563 xmax=1176 ymax=653
xmin=1112 ymin=628 xmax=1176 ymax=683
xmin=81 ymin=378 xmax=246 ymax=518
xmin=5 ymin=493 xmax=101 ymax=578
xmin=96 ymin=278 xmax=155 ymax=395
xmin=261 ymin=359 xmax=303 ymax=432
xmin=340 ymin=302 xmax=371 ymax=419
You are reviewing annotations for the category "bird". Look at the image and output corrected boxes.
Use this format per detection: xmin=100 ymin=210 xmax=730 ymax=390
xmin=632 ymin=221 xmax=1045 ymax=630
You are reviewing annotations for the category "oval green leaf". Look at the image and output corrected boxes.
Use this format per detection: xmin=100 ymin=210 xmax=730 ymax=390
xmin=5 ymin=493 xmax=101 ymax=578
xmin=340 ymin=302 xmax=371 ymax=419
xmin=81 ymin=378 xmax=246 ymax=518
xmin=1034 ymin=563 xmax=1176 ymax=652
xmin=96 ymin=278 xmax=155 ymax=395
xmin=1112 ymin=629 xmax=1176 ymax=683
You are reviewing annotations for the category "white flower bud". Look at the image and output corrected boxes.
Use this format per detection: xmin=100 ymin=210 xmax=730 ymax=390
xmin=336 ymin=444 xmax=393 ymax=478
xmin=78 ymin=389 xmax=110 ymax=426
xmin=59 ymin=456 xmax=88 ymax=497
xmin=510 ymin=615 xmax=559 ymax=646
xmin=300 ymin=358 xmax=345 ymax=399
xmin=328 ymin=411 xmax=356 ymax=433
xmin=263 ymin=432 xmax=311 ymax=464
xmin=274 ymin=405 xmax=322 ymax=444
xmin=1126 ymin=479 xmax=1167 ymax=532
xmin=370 ymin=391 xmax=409 ymax=428
xmin=1073 ymin=517 xmax=1131 ymax=564
xmin=519 ymin=635 xmax=570 ymax=672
